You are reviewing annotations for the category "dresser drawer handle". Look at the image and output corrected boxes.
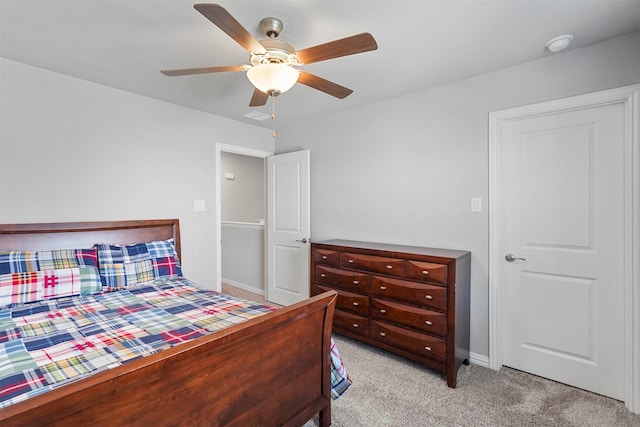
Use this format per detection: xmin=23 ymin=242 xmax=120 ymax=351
xmin=425 ymin=320 xmax=432 ymax=325
xmin=348 ymin=259 xmax=354 ymax=263
xmin=352 ymin=323 xmax=359 ymax=328
xmin=425 ymin=346 xmax=432 ymax=352
xmin=320 ymin=273 xmax=326 ymax=278
xmin=386 ymin=265 xmax=393 ymax=269
xmin=379 ymin=332 xmax=386 ymax=337
xmin=379 ymin=286 xmax=387 ymax=291
xmin=425 ymin=295 xmax=433 ymax=300
xmin=379 ymin=309 xmax=387 ymax=314
xmin=353 ymin=280 xmax=359 ymax=285
xmin=421 ymin=270 xmax=430 ymax=275
xmin=322 ymin=255 xmax=328 ymax=260
xmin=352 ymin=302 xmax=359 ymax=306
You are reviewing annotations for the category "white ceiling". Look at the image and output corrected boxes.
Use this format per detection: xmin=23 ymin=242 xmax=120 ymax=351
xmin=1 ymin=0 xmax=639 ymax=129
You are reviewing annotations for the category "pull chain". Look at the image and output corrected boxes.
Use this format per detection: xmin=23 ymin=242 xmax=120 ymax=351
xmin=271 ymin=92 xmax=277 ymax=139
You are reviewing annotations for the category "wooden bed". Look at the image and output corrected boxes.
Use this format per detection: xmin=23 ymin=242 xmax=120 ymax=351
xmin=0 ymin=219 xmax=338 ymax=427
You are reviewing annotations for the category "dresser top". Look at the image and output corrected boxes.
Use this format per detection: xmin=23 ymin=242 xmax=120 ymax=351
xmin=312 ymin=239 xmax=470 ymax=260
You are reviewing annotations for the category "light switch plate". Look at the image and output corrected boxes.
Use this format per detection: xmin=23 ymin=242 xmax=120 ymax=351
xmin=194 ymin=200 xmax=206 ymax=212
xmin=470 ymin=197 xmax=482 ymax=213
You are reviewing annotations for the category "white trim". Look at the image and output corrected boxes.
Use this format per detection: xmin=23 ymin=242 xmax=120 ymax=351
xmin=630 ymin=87 xmax=640 ymax=414
xmin=488 ymin=105 xmax=503 ymax=372
xmin=468 ymin=352 xmax=490 ymax=368
xmin=221 ymin=221 xmax=265 ymax=230
xmin=221 ymin=278 xmax=266 ymax=297
xmin=215 ymin=143 xmax=272 ymax=293
xmin=488 ymin=84 xmax=640 ymax=413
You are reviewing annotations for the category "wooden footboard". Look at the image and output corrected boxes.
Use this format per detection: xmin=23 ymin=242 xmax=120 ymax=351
xmin=0 ymin=290 xmax=337 ymax=427
xmin=0 ymin=220 xmax=338 ymax=426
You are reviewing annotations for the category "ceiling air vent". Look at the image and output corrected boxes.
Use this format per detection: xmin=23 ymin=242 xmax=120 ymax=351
xmin=243 ymin=110 xmax=271 ymax=121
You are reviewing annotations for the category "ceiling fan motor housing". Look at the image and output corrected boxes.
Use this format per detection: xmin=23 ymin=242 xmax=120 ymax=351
xmin=251 ymin=39 xmax=299 ymax=66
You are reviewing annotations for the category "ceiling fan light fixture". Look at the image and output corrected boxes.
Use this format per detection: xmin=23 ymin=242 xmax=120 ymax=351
xmin=247 ymin=63 xmax=299 ymax=95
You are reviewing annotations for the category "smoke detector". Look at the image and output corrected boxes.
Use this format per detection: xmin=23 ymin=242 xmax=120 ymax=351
xmin=546 ymin=34 xmax=574 ymax=53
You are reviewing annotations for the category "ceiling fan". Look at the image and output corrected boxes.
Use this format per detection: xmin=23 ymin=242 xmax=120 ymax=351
xmin=161 ymin=3 xmax=378 ymax=107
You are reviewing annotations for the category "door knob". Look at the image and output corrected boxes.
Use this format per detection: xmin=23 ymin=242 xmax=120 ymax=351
xmin=296 ymin=237 xmax=309 ymax=244
xmin=505 ymin=253 xmax=526 ymax=262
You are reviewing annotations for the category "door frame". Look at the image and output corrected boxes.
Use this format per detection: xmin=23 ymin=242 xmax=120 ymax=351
xmin=488 ymin=84 xmax=640 ymax=412
xmin=215 ymin=143 xmax=273 ymax=293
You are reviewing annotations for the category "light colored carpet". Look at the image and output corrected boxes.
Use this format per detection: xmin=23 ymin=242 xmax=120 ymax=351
xmin=220 ymin=285 xmax=640 ymax=426
xmin=314 ymin=335 xmax=640 ymax=427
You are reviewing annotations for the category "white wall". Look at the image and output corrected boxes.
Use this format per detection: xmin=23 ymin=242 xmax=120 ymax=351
xmin=0 ymin=57 xmax=273 ymax=290
xmin=274 ymin=32 xmax=640 ymax=359
xmin=221 ymin=223 xmax=265 ymax=293
xmin=220 ymin=152 xmax=265 ymax=222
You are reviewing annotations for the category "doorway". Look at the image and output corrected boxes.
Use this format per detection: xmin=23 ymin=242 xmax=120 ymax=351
xmin=215 ymin=144 xmax=312 ymax=306
xmin=215 ymin=143 xmax=272 ymax=295
xmin=488 ymin=85 xmax=640 ymax=413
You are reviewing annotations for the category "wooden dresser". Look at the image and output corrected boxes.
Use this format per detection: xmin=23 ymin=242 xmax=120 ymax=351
xmin=310 ymin=239 xmax=471 ymax=388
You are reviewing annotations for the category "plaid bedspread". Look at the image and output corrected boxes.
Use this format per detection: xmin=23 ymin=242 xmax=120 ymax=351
xmin=0 ymin=277 xmax=350 ymax=408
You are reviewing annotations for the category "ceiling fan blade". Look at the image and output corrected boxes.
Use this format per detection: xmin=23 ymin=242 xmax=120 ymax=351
xmin=161 ymin=65 xmax=246 ymax=76
xmin=298 ymin=71 xmax=353 ymax=99
xmin=194 ymin=3 xmax=266 ymax=54
xmin=249 ymin=88 xmax=269 ymax=107
xmin=295 ymin=33 xmax=377 ymax=65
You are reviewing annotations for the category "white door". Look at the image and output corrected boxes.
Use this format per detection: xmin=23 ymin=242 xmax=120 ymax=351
xmin=266 ymin=150 xmax=310 ymax=305
xmin=498 ymin=101 xmax=625 ymax=399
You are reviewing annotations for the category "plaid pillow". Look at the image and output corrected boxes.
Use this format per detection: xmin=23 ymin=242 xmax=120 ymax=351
xmin=0 ymin=267 xmax=102 ymax=308
xmin=0 ymin=249 xmax=98 ymax=274
xmin=96 ymin=239 xmax=182 ymax=290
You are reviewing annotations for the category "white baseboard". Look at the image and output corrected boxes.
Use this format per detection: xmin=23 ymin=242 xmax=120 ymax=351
xmin=468 ymin=351 xmax=490 ymax=368
xmin=221 ymin=278 xmax=265 ymax=296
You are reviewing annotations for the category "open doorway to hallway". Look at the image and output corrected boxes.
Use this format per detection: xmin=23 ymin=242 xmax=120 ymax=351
xmin=220 ymin=151 xmax=266 ymax=297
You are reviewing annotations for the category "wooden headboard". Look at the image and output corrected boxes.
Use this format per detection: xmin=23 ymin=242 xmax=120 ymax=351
xmin=0 ymin=219 xmax=181 ymax=259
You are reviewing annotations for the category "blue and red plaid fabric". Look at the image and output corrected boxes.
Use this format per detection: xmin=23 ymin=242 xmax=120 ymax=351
xmin=0 ymin=249 xmax=98 ymax=274
xmin=0 ymin=268 xmax=102 ymax=307
xmin=330 ymin=339 xmax=351 ymax=399
xmin=0 ymin=277 xmax=350 ymax=407
xmin=96 ymin=239 xmax=182 ymax=290
xmin=0 ymin=249 xmax=101 ymax=307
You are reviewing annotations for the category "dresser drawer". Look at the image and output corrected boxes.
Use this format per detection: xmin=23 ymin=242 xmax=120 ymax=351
xmin=313 ymin=284 xmax=370 ymax=316
xmin=340 ymin=252 xmax=406 ymax=277
xmin=406 ymin=260 xmax=448 ymax=285
xmin=315 ymin=265 xmax=370 ymax=294
xmin=333 ymin=309 xmax=369 ymax=338
xmin=313 ymin=248 xmax=340 ymax=266
xmin=371 ymin=298 xmax=447 ymax=338
xmin=371 ymin=320 xmax=446 ymax=363
xmin=371 ymin=276 xmax=447 ymax=312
